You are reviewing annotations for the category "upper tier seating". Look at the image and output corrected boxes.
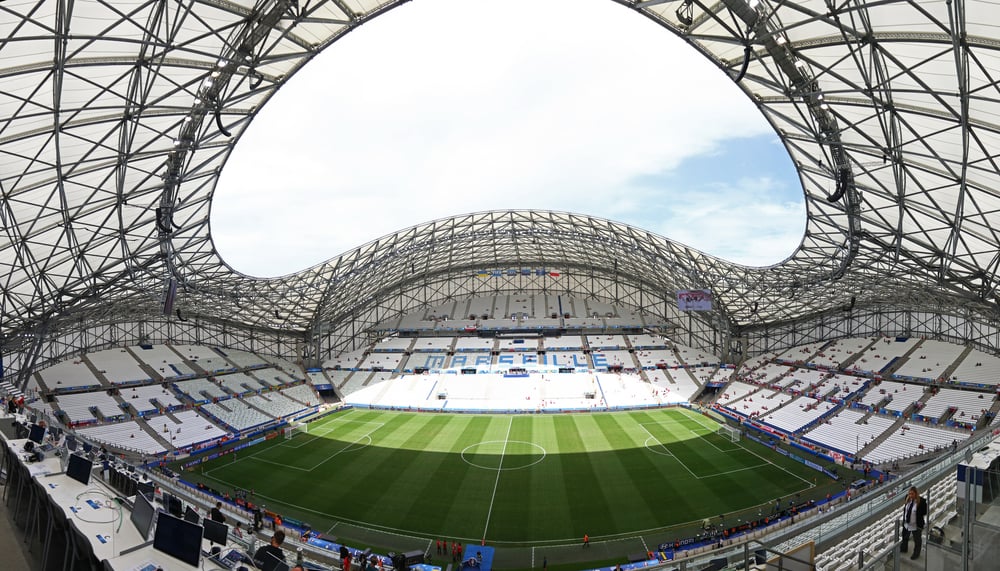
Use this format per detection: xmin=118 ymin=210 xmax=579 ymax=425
xmin=949 ymin=349 xmax=1000 ymax=387
xmin=87 ymin=348 xmax=150 ymax=385
xmin=38 ymin=359 xmax=102 ymax=391
xmin=808 ymin=338 xmax=874 ymax=369
xmin=849 ymin=337 xmax=921 ymax=374
xmin=894 ymin=339 xmax=966 ymax=380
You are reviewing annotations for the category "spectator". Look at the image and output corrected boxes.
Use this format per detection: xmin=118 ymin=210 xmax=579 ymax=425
xmin=253 ymin=530 xmax=304 ymax=571
xmin=900 ymin=486 xmax=927 ymax=560
xmin=210 ymin=501 xmax=225 ymax=523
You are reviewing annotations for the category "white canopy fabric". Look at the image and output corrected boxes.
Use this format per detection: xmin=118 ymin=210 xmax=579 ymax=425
xmin=1 ymin=0 xmax=998 ymax=346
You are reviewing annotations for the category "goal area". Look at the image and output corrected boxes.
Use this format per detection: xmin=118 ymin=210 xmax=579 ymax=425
xmin=717 ymin=424 xmax=741 ymax=442
xmin=284 ymin=421 xmax=308 ymax=440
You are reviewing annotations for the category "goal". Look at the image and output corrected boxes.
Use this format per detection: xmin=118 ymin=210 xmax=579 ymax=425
xmin=284 ymin=421 xmax=308 ymax=440
xmin=717 ymin=424 xmax=741 ymax=442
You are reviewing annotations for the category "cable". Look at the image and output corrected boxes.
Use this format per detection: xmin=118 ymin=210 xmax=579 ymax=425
xmin=72 ymin=488 xmax=124 ymax=532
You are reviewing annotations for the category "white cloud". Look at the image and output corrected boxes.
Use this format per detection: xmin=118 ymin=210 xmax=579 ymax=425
xmin=212 ymin=0 xmax=801 ymax=277
xmin=645 ymin=176 xmax=806 ymax=267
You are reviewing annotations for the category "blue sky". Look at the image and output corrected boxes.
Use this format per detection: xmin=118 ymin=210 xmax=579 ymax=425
xmin=211 ymin=0 xmax=805 ymax=277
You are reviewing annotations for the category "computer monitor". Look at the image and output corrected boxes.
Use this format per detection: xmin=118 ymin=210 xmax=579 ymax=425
xmin=27 ymin=423 xmax=46 ymax=444
xmin=65 ymin=434 xmax=78 ymax=452
xmin=183 ymin=505 xmax=200 ymax=524
xmin=65 ymin=453 xmax=93 ymax=486
xmin=130 ymin=490 xmax=157 ymax=540
xmin=164 ymin=492 xmax=183 ymax=518
xmin=203 ymin=518 xmax=228 ymax=546
xmin=153 ymin=512 xmax=203 ymax=567
xmin=137 ymin=480 xmax=154 ymax=500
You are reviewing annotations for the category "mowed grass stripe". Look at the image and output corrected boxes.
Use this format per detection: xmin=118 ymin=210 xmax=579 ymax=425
xmin=552 ymin=415 xmax=615 ymax=540
xmin=375 ymin=414 xmax=475 ymax=530
xmin=431 ymin=415 xmax=511 ymax=539
xmin=517 ymin=415 xmax=576 ymax=542
xmin=584 ymin=413 xmax=661 ymax=533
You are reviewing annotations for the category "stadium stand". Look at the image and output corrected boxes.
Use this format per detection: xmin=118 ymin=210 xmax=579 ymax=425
xmin=848 ymin=336 xmax=921 ymax=374
xmin=759 ymin=396 xmax=833 ymax=433
xmin=587 ymin=334 xmax=627 ymax=349
xmin=323 ymin=348 xmax=366 ymax=369
xmin=807 ymin=337 xmax=875 ymax=369
xmin=120 ymin=384 xmax=184 ymax=414
xmin=801 ymin=409 xmax=896 ymax=457
xmin=627 ymin=333 xmax=669 ymax=349
xmin=222 ymin=348 xmax=271 ymax=368
xmin=215 ymin=371 xmax=267 ymax=395
xmin=948 ymin=349 xmax=1000 ymax=387
xmin=894 ymin=339 xmax=966 ymax=380
xmin=87 ymin=348 xmax=152 ymax=385
xmin=918 ymin=387 xmax=994 ymax=423
xmin=37 ymin=359 xmax=103 ymax=391
xmin=173 ymin=345 xmax=235 ymax=374
xmin=175 ymin=378 xmax=228 ymax=401
xmin=645 ymin=369 xmax=701 ymax=403
xmin=129 ymin=344 xmax=197 ymax=380
xmin=201 ymin=399 xmax=272 ymax=431
xmin=54 ymin=391 xmax=125 ymax=424
xmin=75 ymin=421 xmax=167 ymax=455
xmin=863 ymin=421 xmax=963 ymax=464
xmin=359 ymin=352 xmax=406 ymax=371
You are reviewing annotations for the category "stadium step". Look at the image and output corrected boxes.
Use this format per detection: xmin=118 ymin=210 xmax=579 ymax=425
xmin=857 ymin=416 xmax=906 ymax=458
xmin=980 ymin=399 xmax=1000 ymax=429
xmin=81 ymin=355 xmax=114 ymax=387
xmin=940 ymin=345 xmax=975 ymax=382
xmin=880 ymin=338 xmax=926 ymax=377
xmin=141 ymin=417 xmax=177 ymax=451
xmin=839 ymin=337 xmax=881 ymax=370
xmin=124 ymin=346 xmax=166 ymax=382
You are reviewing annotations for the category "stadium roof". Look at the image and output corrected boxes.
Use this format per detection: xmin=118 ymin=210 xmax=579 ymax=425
xmin=3 ymin=0 xmax=1000 ymax=352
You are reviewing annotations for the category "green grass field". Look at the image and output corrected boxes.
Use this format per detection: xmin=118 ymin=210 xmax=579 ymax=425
xmin=180 ymin=407 xmax=829 ymax=548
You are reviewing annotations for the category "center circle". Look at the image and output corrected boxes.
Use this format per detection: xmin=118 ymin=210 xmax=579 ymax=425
xmin=461 ymin=440 xmax=547 ymax=471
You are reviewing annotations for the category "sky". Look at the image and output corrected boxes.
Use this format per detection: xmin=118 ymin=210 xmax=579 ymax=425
xmin=211 ymin=0 xmax=806 ymax=278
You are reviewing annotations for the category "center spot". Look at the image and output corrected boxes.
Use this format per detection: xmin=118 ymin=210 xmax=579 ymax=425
xmin=461 ymin=440 xmax=547 ymax=471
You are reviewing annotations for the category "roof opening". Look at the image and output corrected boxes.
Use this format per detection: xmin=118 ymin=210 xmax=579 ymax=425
xmin=211 ymin=0 xmax=803 ymax=277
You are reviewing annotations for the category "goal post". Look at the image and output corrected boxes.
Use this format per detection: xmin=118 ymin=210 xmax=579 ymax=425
xmin=284 ymin=421 xmax=308 ymax=440
xmin=717 ymin=424 xmax=741 ymax=442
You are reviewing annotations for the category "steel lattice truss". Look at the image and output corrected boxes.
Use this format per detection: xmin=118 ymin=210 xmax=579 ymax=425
xmin=3 ymin=0 xmax=1000 ymax=373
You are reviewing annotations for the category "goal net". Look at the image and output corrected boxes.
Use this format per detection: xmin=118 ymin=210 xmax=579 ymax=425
xmin=284 ymin=421 xmax=308 ymax=440
xmin=717 ymin=424 xmax=741 ymax=442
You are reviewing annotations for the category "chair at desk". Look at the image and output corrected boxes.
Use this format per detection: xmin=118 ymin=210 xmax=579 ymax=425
xmin=44 ymin=495 xmax=74 ymax=571
xmin=10 ymin=460 xmax=34 ymax=529
xmin=68 ymin=518 xmax=102 ymax=571
xmin=25 ymin=478 xmax=50 ymax=555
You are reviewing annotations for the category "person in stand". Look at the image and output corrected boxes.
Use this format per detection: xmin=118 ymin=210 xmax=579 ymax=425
xmin=900 ymin=486 xmax=927 ymax=560
xmin=253 ymin=530 xmax=304 ymax=571
xmin=210 ymin=501 xmax=226 ymax=523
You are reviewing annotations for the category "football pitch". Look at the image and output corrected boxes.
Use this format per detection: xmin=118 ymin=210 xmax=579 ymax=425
xmin=182 ymin=407 xmax=828 ymax=547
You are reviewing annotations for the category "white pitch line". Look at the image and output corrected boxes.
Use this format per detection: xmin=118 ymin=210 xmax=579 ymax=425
xmin=639 ymin=424 xmax=698 ymax=478
xmin=734 ymin=439 xmax=816 ymax=487
xmin=481 ymin=416 xmax=514 ymax=540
